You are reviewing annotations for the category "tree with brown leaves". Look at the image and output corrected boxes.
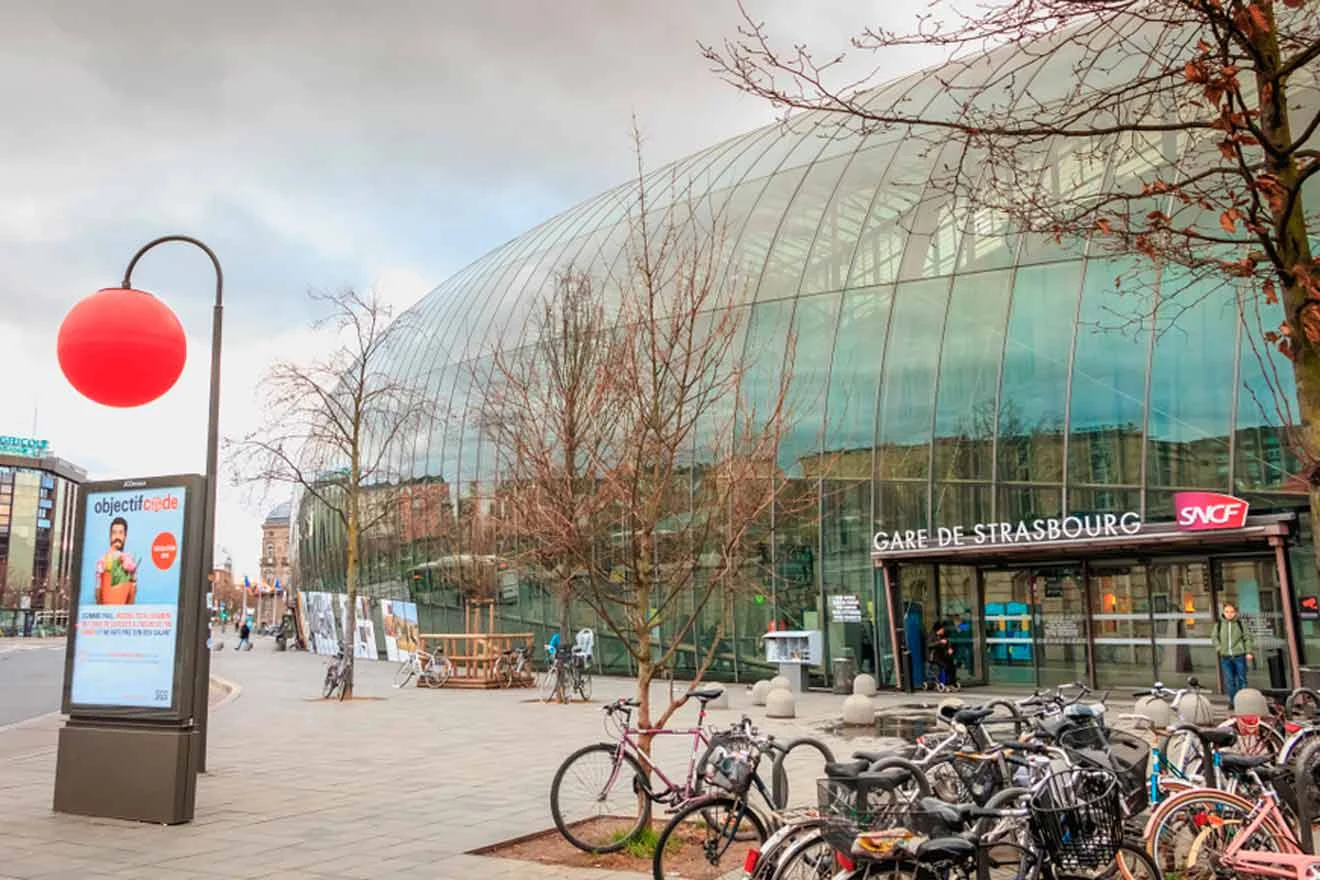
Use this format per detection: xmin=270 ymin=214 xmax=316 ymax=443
xmin=227 ymin=289 xmax=433 ymax=698
xmin=707 ymin=0 xmax=1319 ymax=554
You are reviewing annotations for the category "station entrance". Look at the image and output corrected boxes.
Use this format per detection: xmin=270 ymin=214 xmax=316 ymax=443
xmin=877 ymin=513 xmax=1302 ymax=695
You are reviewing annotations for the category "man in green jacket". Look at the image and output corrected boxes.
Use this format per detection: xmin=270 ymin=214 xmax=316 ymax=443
xmin=1212 ymin=602 xmax=1255 ymax=709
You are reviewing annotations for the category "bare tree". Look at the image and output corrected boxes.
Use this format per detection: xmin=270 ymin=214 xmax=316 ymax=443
xmin=706 ymin=0 xmax=1320 ymax=552
xmin=480 ymin=147 xmax=800 ymax=740
xmin=227 ymin=289 xmax=433 ymax=697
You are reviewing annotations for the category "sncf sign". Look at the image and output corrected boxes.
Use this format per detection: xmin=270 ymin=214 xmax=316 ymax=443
xmin=1174 ymin=492 xmax=1250 ymax=531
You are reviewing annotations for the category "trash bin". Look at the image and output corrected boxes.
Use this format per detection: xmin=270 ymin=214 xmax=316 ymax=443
xmin=833 ymin=657 xmax=856 ymax=694
xmin=1302 ymin=666 xmax=1320 ymax=691
xmin=1268 ymin=649 xmax=1287 ymax=689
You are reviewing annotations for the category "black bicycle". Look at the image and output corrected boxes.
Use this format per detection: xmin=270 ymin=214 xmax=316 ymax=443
xmin=323 ymin=651 xmax=349 ymax=701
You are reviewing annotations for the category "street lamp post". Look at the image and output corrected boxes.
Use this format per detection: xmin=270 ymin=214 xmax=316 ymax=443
xmin=118 ymin=235 xmax=223 ymax=774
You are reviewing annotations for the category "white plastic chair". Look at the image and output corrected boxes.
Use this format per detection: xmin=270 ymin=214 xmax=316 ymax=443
xmin=572 ymin=628 xmax=594 ymax=666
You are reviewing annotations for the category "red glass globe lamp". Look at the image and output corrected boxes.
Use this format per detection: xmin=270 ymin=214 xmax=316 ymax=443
xmin=57 ymin=287 xmax=187 ymax=407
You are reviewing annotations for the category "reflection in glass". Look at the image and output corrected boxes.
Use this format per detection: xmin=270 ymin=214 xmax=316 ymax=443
xmin=876 ymin=278 xmax=952 ymax=483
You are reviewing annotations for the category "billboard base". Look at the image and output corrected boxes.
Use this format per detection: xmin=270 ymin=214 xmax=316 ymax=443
xmin=53 ymin=719 xmax=197 ymax=824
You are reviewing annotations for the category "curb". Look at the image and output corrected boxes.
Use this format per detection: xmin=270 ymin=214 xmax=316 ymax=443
xmin=210 ymin=674 xmax=242 ymax=710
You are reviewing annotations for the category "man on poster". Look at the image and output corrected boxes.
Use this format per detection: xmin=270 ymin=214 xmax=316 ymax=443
xmin=94 ymin=516 xmax=138 ymax=605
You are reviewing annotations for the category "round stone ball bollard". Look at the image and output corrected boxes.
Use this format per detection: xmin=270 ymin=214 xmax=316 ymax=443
xmin=1133 ymin=695 xmax=1173 ymax=730
xmin=842 ymin=693 xmax=875 ymax=726
xmin=750 ymin=679 xmax=773 ymax=706
xmin=770 ymin=675 xmax=792 ymax=692
xmin=1178 ymin=693 xmax=1216 ymax=726
xmin=1232 ymin=688 xmax=1269 ymax=718
xmin=766 ymin=687 xmax=796 ymax=719
xmin=853 ymin=673 xmax=878 ymax=697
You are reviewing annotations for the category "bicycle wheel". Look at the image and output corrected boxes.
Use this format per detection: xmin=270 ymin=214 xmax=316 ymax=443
xmin=337 ymin=664 xmax=350 ymax=701
xmin=1144 ymin=788 xmax=1288 ymax=876
xmin=1078 ymin=840 xmax=1162 ymax=880
xmin=1220 ymin=716 xmax=1283 ymax=760
xmin=1287 ymin=687 xmax=1320 ymax=721
xmin=539 ymin=663 xmax=562 ymax=703
xmin=322 ymin=666 xmax=339 ymax=699
xmin=650 ymin=793 xmax=767 ymax=880
xmin=575 ymin=664 xmax=592 ymax=701
xmin=767 ymin=826 xmax=838 ymax=880
xmin=392 ymin=659 xmax=416 ymax=689
xmin=494 ymin=656 xmax=512 ymax=688
xmin=432 ymin=657 xmax=454 ymax=687
xmin=550 ymin=743 xmax=651 ymax=853
xmin=1161 ymin=726 xmax=1210 ymax=785
xmin=744 ymin=818 xmax=832 ymax=880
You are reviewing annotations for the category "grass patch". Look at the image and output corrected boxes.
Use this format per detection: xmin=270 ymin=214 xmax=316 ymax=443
xmin=615 ymin=825 xmax=679 ymax=859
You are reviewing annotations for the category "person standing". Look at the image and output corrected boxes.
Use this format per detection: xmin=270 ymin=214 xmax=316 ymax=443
xmin=1212 ymin=602 xmax=1254 ymax=710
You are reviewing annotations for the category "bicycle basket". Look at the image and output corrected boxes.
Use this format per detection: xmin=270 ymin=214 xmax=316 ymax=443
xmin=1057 ymin=720 xmax=1108 ymax=752
xmin=816 ymin=777 xmax=951 ymax=853
xmin=1029 ymin=768 xmax=1124 ymax=870
xmin=705 ymin=748 xmax=755 ymax=794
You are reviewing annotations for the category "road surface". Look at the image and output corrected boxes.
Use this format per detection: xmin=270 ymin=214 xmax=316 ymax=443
xmin=0 ymin=641 xmax=64 ymax=726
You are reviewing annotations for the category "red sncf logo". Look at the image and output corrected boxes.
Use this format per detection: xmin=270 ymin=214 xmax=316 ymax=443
xmin=1174 ymin=492 xmax=1250 ymax=531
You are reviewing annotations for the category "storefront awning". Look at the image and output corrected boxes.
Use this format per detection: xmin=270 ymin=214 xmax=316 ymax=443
xmin=871 ymin=512 xmax=1296 ymax=566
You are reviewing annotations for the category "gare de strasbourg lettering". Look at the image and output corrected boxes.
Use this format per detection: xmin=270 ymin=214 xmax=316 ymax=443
xmin=872 ymin=492 xmax=1250 ymax=553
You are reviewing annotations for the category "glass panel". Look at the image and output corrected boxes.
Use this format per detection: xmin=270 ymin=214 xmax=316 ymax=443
xmin=741 ymin=299 xmax=796 ymax=427
xmin=1291 ymin=514 xmax=1320 ymax=668
xmin=822 ymin=481 xmax=877 ymax=677
xmin=781 ymin=292 xmax=841 ymax=473
xmin=933 ymin=271 xmax=1013 ymax=480
xmin=1031 ymin=567 xmax=1089 ymax=689
xmin=875 ymin=481 xmax=929 ymax=539
xmin=1219 ymin=557 xmax=1290 ymax=689
xmin=997 ymin=263 xmax=1082 ymax=482
xmin=1236 ymin=298 xmax=1303 ymax=492
xmin=1147 ymin=271 xmax=1235 ymax=488
xmin=938 ymin=565 xmax=983 ymax=684
xmin=876 ymin=278 xmax=952 ymax=484
xmin=983 ymin=569 xmax=1036 ymax=687
xmin=933 ymin=484 xmax=991 ymax=531
xmin=997 ymin=486 xmax=1063 ymax=523
xmin=1069 ymin=487 xmax=1142 ymax=518
xmin=825 ymin=287 xmax=894 ymax=459
xmin=1068 ymin=259 xmax=1156 ymax=485
xmin=1090 ymin=563 xmax=1154 ymax=689
xmin=1151 ymin=562 xmax=1218 ymax=690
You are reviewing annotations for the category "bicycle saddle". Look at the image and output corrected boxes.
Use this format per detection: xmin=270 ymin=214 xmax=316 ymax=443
xmin=824 ymin=759 xmax=872 ymax=778
xmin=954 ymin=707 xmax=995 ymax=726
xmin=853 ymin=744 xmax=917 ymax=764
xmin=1260 ymin=687 xmax=1294 ymax=701
xmin=1220 ymin=753 xmax=1274 ymax=774
xmin=1193 ymin=727 xmax=1238 ymax=748
xmin=688 ymin=687 xmax=725 ymax=702
xmin=858 ymin=766 xmax=918 ymax=791
xmin=915 ymin=835 xmax=978 ymax=862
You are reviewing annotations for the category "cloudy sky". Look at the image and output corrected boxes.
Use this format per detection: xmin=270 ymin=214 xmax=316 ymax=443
xmin=0 ymin=1 xmax=938 ymax=579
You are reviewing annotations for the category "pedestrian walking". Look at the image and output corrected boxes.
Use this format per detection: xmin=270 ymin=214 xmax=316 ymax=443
xmin=1212 ymin=602 xmax=1254 ymax=710
xmin=235 ymin=620 xmax=252 ymax=651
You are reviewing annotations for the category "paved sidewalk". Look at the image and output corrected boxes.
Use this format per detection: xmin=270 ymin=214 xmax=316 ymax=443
xmin=0 ymin=644 xmax=934 ymax=879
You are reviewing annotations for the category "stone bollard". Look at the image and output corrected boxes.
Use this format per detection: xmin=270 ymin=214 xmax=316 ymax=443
xmin=706 ymin=685 xmax=729 ymax=710
xmin=750 ymin=679 xmax=772 ymax=706
xmin=766 ymin=687 xmax=796 ymax=719
xmin=1177 ymin=692 xmax=1216 ymax=726
xmin=1232 ymin=688 xmax=1269 ymax=718
xmin=770 ymin=675 xmax=791 ymax=692
xmin=852 ymin=674 xmax=877 ymax=697
xmin=1133 ymin=695 xmax=1173 ymax=730
xmin=842 ymin=693 xmax=875 ymax=726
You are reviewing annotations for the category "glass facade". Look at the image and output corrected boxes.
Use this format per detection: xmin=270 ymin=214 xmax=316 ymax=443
xmin=292 ymin=38 xmax=1317 ymax=686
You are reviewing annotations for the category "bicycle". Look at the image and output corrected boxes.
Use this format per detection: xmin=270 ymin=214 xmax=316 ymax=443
xmin=323 ymin=651 xmax=349 ymax=701
xmin=549 ymin=689 xmax=781 ymax=853
xmin=391 ymin=646 xmax=455 ymax=689
xmin=492 ymin=644 xmax=532 ymax=688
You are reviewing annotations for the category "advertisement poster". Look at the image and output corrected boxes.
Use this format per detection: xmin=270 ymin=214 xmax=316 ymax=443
xmin=70 ymin=485 xmax=187 ymax=709
xmin=337 ymin=595 xmax=376 ymax=660
xmin=305 ymin=591 xmax=340 ymax=656
xmin=381 ymin=600 xmax=420 ymax=662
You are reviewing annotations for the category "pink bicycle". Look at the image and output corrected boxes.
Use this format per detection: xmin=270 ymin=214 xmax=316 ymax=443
xmin=549 ymin=689 xmax=787 ymax=853
xmin=1144 ymin=753 xmax=1320 ymax=879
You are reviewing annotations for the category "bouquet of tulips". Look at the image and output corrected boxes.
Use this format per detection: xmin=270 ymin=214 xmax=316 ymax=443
xmin=96 ymin=550 xmax=138 ymax=585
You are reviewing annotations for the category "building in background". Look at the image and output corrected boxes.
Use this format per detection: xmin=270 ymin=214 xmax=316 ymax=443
xmin=260 ymin=502 xmax=291 ymax=590
xmin=0 ymin=435 xmax=86 ymax=634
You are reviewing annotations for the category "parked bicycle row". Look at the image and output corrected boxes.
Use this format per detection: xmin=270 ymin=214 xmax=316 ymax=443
xmin=540 ymin=675 xmax=1320 ymax=879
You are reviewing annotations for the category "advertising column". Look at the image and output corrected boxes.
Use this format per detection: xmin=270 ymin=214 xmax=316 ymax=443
xmin=54 ymin=474 xmax=206 ymax=825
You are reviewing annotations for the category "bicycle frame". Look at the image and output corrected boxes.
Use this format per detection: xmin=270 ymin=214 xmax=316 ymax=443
xmin=601 ymin=702 xmax=714 ymax=806
xmin=1195 ymin=791 xmax=1314 ymax=879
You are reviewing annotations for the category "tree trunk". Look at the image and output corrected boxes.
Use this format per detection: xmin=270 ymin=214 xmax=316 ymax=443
xmin=344 ymin=516 xmax=358 ymax=699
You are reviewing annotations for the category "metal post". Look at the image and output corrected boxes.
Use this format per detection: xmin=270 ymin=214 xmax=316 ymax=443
xmin=121 ymin=236 xmax=223 ymax=774
xmin=1273 ymin=537 xmax=1303 ymax=689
